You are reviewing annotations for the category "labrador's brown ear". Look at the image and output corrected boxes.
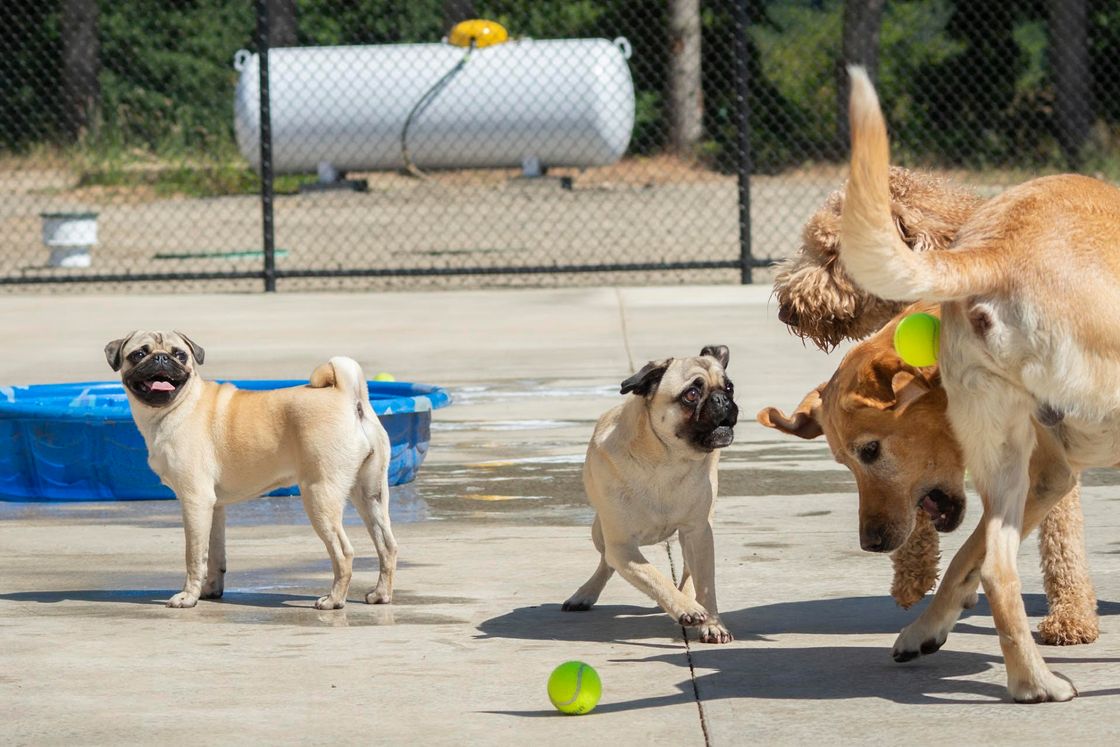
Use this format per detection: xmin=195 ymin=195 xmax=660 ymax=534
xmin=757 ymin=382 xmax=826 ymax=440
xmin=846 ymin=351 xmax=938 ymax=411
xmin=890 ymin=370 xmax=936 ymax=411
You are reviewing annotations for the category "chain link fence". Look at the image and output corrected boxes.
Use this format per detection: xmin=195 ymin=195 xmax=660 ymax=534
xmin=1 ymin=1 xmax=1117 ymax=292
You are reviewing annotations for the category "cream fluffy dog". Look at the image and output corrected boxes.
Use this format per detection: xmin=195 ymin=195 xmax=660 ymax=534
xmin=838 ymin=67 xmax=1120 ymax=702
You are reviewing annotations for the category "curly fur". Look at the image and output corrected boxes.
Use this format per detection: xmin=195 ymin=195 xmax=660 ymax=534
xmin=1036 ymin=485 xmax=1099 ymax=645
xmin=773 ymin=167 xmax=982 ymax=350
xmin=890 ymin=511 xmax=940 ymax=609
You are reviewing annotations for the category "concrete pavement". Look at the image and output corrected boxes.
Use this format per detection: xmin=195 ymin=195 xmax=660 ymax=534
xmin=2 ymin=286 xmax=1120 ymax=745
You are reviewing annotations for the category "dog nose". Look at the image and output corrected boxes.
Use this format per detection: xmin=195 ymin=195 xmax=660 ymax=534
xmin=860 ymin=526 xmax=888 ymax=552
xmin=153 ymin=353 xmax=170 ymax=365
xmin=778 ymin=304 xmax=799 ymax=326
xmin=710 ymin=390 xmax=729 ymax=410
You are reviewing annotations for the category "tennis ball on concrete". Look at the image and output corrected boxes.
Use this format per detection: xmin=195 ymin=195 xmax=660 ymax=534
xmin=547 ymin=661 xmax=601 ymax=715
xmin=893 ymin=312 xmax=940 ymax=367
xmin=372 ymin=372 xmax=396 ymax=382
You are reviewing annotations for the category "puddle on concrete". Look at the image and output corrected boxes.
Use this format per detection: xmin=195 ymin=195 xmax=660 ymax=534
xmin=0 ymin=383 xmax=859 ymax=531
xmin=0 ymin=586 xmax=469 ymax=628
xmin=0 ymin=456 xmax=856 ymax=531
xmin=449 ymin=382 xmax=616 ymax=406
xmin=432 ymin=419 xmax=579 ymax=432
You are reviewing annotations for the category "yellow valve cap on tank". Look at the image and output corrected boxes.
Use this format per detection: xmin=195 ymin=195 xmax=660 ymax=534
xmin=448 ymin=19 xmax=509 ymax=49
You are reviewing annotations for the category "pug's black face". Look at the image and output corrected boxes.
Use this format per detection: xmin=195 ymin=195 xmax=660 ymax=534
xmin=679 ymin=377 xmax=739 ymax=451
xmin=105 ymin=331 xmax=204 ymax=409
xmin=620 ymin=345 xmax=738 ymax=454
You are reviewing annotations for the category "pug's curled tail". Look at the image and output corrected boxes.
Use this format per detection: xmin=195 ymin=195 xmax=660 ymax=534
xmin=840 ymin=66 xmax=1000 ymax=302
xmin=310 ymin=356 xmax=379 ymax=450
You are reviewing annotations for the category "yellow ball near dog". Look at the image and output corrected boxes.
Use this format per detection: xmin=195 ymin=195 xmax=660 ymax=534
xmin=548 ymin=661 xmax=601 ymax=715
xmin=893 ymin=312 xmax=940 ymax=367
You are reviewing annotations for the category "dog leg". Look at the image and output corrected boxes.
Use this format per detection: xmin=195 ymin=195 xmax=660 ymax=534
xmin=963 ymin=399 xmax=1074 ymax=702
xmin=1038 ymin=483 xmax=1099 ymax=645
xmin=562 ymin=557 xmax=614 ymax=611
xmin=678 ymin=568 xmax=695 ymax=598
xmin=679 ymin=523 xmax=732 ymax=644
xmin=169 ymin=490 xmax=217 ymax=608
xmin=562 ymin=518 xmax=614 ymax=611
xmin=352 ymin=463 xmax=397 ymax=605
xmin=605 ymin=542 xmax=709 ymax=627
xmin=893 ymin=403 xmax=1077 ymax=675
xmin=201 ymin=505 xmax=226 ymax=600
xmin=301 ymin=484 xmax=354 ymax=610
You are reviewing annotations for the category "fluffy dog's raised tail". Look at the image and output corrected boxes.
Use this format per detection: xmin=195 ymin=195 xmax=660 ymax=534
xmin=840 ymin=67 xmax=998 ymax=302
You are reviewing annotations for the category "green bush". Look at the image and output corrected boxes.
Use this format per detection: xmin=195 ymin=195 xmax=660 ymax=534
xmin=2 ymin=0 xmax=1120 ymax=175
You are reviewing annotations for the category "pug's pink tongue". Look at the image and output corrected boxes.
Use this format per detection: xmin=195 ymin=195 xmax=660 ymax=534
xmin=149 ymin=381 xmax=175 ymax=392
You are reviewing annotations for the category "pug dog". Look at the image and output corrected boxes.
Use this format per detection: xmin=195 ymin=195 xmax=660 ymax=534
xmin=105 ymin=330 xmax=397 ymax=611
xmin=562 ymin=345 xmax=739 ymax=643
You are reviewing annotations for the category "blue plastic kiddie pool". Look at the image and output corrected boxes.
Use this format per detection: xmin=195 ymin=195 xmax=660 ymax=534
xmin=0 ymin=380 xmax=451 ymax=502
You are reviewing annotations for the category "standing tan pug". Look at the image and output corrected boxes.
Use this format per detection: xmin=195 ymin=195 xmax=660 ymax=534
xmin=563 ymin=346 xmax=739 ymax=643
xmin=105 ymin=330 xmax=397 ymax=611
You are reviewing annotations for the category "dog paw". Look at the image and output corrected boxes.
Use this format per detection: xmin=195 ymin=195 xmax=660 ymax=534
xmin=1009 ymin=671 xmax=1077 ymax=703
xmin=561 ymin=595 xmax=595 ymax=612
xmin=200 ymin=579 xmax=224 ymax=600
xmin=315 ymin=595 xmax=346 ymax=610
xmin=698 ymin=620 xmax=734 ymax=644
xmin=677 ymin=603 xmax=709 ymax=627
xmin=365 ymin=589 xmax=391 ymax=605
xmin=892 ymin=623 xmax=947 ymax=663
xmin=1038 ymin=612 xmax=1100 ymax=646
xmin=167 ymin=592 xmax=199 ymax=608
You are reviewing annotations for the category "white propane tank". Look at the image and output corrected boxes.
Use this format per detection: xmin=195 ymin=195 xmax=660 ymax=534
xmin=233 ymin=38 xmax=636 ymax=174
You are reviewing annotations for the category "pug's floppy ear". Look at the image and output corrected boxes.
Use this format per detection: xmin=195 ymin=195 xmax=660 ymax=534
xmin=700 ymin=345 xmax=730 ymax=369
xmin=620 ymin=359 xmax=671 ymax=397
xmin=174 ymin=331 xmax=205 ymax=365
xmin=104 ymin=332 xmax=136 ymax=372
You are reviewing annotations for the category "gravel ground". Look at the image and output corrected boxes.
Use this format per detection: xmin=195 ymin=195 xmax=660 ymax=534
xmin=0 ymin=157 xmax=1018 ymax=293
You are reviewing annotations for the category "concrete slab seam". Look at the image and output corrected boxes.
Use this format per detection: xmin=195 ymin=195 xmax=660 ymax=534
xmin=664 ymin=539 xmax=713 ymax=747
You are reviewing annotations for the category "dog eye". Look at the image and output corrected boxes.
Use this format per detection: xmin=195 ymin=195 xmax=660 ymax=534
xmin=127 ymin=350 xmax=146 ymax=363
xmin=858 ymin=441 xmax=881 ymax=464
xmin=724 ymin=381 xmax=734 ymax=394
xmin=682 ymin=387 xmax=701 ymax=404
xmin=173 ymin=349 xmax=189 ymax=363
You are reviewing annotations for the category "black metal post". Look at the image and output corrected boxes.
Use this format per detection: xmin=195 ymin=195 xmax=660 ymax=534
xmin=733 ymin=0 xmax=753 ymax=284
xmin=257 ymin=0 xmax=277 ymax=292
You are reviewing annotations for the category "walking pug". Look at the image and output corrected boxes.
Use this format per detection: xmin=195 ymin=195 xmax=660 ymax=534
xmin=563 ymin=346 xmax=739 ymax=643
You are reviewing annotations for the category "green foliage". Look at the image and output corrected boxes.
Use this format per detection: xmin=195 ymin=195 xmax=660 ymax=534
xmin=4 ymin=0 xmax=1120 ymax=181
xmin=96 ymin=0 xmax=254 ymax=156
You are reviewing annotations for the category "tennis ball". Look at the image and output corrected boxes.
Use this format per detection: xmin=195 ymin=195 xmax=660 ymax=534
xmin=893 ymin=312 xmax=940 ymax=367
xmin=372 ymin=372 xmax=396 ymax=382
xmin=547 ymin=661 xmax=601 ymax=715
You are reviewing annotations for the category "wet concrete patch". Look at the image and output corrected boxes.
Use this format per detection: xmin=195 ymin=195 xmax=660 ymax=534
xmin=1082 ymin=469 xmax=1120 ymax=487
xmin=0 ymin=587 xmax=467 ymax=627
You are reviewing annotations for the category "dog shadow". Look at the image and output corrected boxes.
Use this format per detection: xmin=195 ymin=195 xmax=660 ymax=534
xmin=478 ymin=593 xmax=1120 ymax=645
xmin=481 ymin=595 xmax=1120 ymax=711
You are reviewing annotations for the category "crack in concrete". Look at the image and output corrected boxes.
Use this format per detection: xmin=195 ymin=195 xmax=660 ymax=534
xmin=666 ymin=539 xmax=713 ymax=747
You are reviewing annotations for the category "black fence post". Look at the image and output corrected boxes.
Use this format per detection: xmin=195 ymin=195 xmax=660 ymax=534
xmin=256 ymin=0 xmax=277 ymax=292
xmin=733 ymin=0 xmax=753 ymax=284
